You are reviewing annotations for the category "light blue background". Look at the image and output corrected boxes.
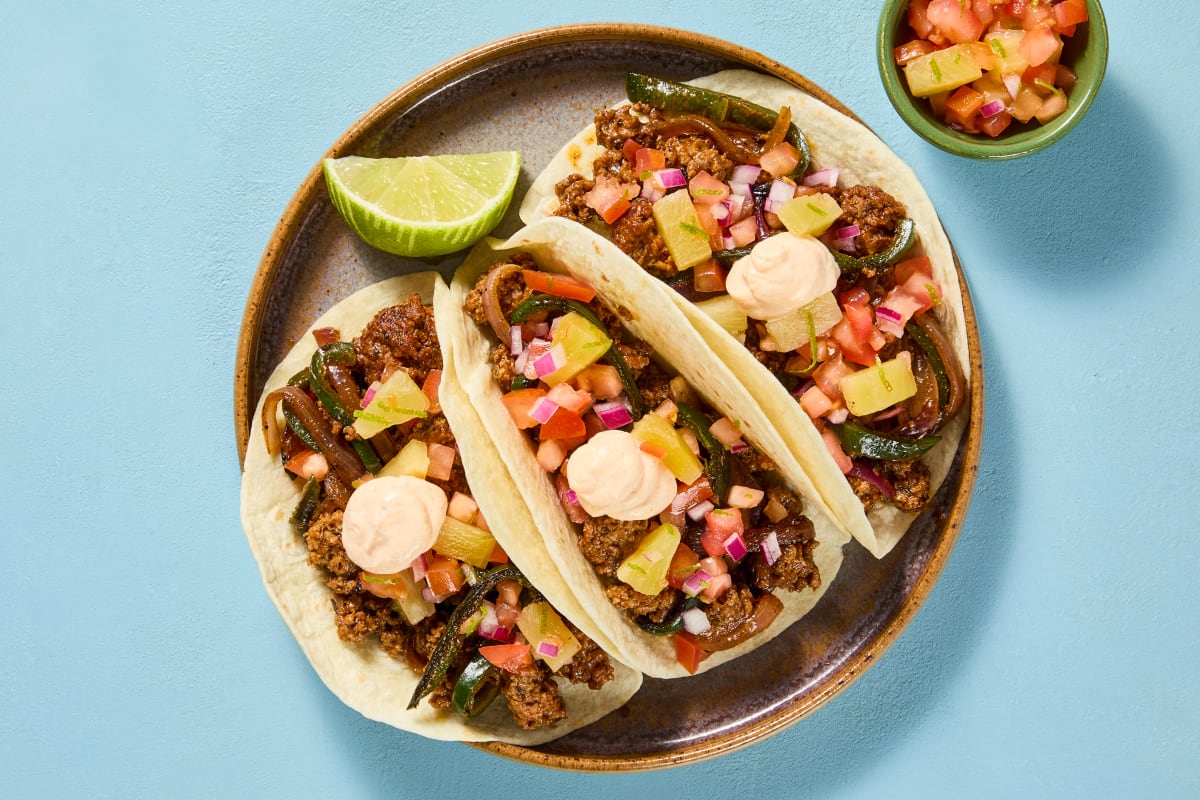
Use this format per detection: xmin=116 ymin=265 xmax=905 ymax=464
xmin=3 ymin=2 xmax=1197 ymax=797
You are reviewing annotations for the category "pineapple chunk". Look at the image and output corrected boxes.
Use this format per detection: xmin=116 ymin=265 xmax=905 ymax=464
xmin=904 ymin=44 xmax=984 ymax=98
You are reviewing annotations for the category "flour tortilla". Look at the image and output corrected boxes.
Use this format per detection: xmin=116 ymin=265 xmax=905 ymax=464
xmin=239 ymin=272 xmax=640 ymax=744
xmin=520 ymin=69 xmax=971 ymax=558
xmin=443 ymin=223 xmax=850 ymax=679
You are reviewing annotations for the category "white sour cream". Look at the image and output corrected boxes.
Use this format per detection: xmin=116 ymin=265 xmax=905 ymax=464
xmin=341 ymin=475 xmax=447 ymax=574
xmin=725 ymin=233 xmax=840 ymax=321
xmin=565 ymin=430 xmax=677 ymax=521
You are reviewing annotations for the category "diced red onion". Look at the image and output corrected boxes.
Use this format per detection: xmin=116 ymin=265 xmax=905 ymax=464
xmin=948 ymin=122 xmax=965 ymax=132
xmin=687 ymin=499 xmax=716 ymax=522
xmin=803 ymin=167 xmax=838 ymax=187
xmin=563 ymin=489 xmax=579 ymax=505
xmin=532 ymin=322 xmax=550 ymax=338
xmin=834 ymin=236 xmax=857 ymax=253
xmin=533 ymin=344 xmax=566 ymax=378
xmin=509 ymin=325 xmax=524 ymax=356
xmin=462 ymin=564 xmax=479 ymax=586
xmin=537 ymin=640 xmax=560 ymax=658
xmin=848 ymin=461 xmax=895 ymax=499
xmin=681 ymin=607 xmax=711 ymax=635
xmin=727 ymin=181 xmax=752 ymax=201
xmin=682 ymin=569 xmax=712 ymax=597
xmin=792 ymin=379 xmax=815 ymax=398
xmin=593 ymin=400 xmax=633 ymax=429
xmin=641 ymin=180 xmax=665 ymax=203
xmin=514 ymin=348 xmax=530 ymax=377
xmin=834 ymin=224 xmax=860 ymax=239
xmin=729 ymin=442 xmax=750 ymax=454
xmin=528 ymin=396 xmax=559 ymax=425
xmin=980 ymin=99 xmax=1006 ymax=118
xmin=760 ymin=531 xmax=782 ymax=566
xmin=420 ymin=586 xmax=436 ymax=604
xmin=1002 ymin=73 xmax=1021 ymax=100
xmin=710 ymin=202 xmax=730 ymax=222
xmin=731 ymin=164 xmax=762 ymax=184
xmin=769 ymin=179 xmax=795 ymax=204
xmin=827 ymin=407 xmax=849 ymax=424
xmin=723 ymin=533 xmax=749 ymax=562
xmin=360 ymin=382 xmax=380 ymax=409
xmin=653 ymin=168 xmax=687 ymax=189
xmin=410 ymin=553 xmax=429 ymax=582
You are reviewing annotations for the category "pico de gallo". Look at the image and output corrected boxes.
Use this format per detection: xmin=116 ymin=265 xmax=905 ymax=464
xmin=895 ymin=0 xmax=1092 ymax=137
xmin=548 ymin=74 xmax=967 ymax=519
xmin=259 ymin=294 xmax=615 ymax=729
xmin=464 ymin=258 xmax=824 ymax=674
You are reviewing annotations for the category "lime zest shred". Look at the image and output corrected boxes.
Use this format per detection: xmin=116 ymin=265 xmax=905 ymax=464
xmin=875 ymin=357 xmax=893 ymax=392
xmin=1034 ymin=78 xmax=1067 ymax=100
xmin=693 ymin=188 xmax=723 ymax=196
xmin=806 ymin=201 xmax=828 ymax=215
xmin=926 ymin=282 xmax=943 ymax=306
xmin=989 ymin=38 xmax=1007 ymax=58
xmin=930 ymin=58 xmax=943 ymax=84
xmin=679 ymin=221 xmax=707 ymax=237
xmin=798 ymin=311 xmax=819 ymax=374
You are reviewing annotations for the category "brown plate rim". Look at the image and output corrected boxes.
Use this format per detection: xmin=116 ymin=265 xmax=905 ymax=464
xmin=232 ymin=21 xmax=985 ymax=772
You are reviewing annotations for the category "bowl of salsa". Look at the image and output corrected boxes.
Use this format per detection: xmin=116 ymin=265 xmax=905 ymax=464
xmin=878 ymin=0 xmax=1108 ymax=159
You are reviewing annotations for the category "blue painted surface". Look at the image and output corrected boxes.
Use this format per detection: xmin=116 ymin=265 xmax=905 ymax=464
xmin=3 ymin=3 xmax=1197 ymax=797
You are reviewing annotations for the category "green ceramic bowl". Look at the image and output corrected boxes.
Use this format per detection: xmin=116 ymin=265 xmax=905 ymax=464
xmin=877 ymin=0 xmax=1108 ymax=159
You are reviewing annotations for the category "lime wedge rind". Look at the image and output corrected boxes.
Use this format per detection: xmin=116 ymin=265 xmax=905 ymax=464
xmin=322 ymin=151 xmax=520 ymax=258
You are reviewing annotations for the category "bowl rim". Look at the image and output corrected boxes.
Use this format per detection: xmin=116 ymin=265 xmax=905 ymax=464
xmin=876 ymin=0 xmax=1109 ymax=159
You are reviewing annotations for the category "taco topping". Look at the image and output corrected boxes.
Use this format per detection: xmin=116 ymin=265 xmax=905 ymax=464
xmin=259 ymin=294 xmax=614 ymax=729
xmin=465 ymin=262 xmax=822 ymax=673
xmin=547 ymin=75 xmax=966 ymax=519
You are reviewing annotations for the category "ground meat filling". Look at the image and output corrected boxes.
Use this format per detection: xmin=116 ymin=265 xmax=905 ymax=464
xmin=553 ymin=626 xmax=616 ymax=690
xmin=579 ymin=516 xmax=652 ymax=578
xmin=847 ymin=458 xmax=932 ymax=513
xmin=498 ymin=663 xmax=567 ymax=730
xmin=608 ymin=198 xmax=675 ymax=277
xmin=832 ymin=184 xmax=907 ymax=258
xmin=352 ymin=294 xmax=441 ymax=386
xmin=594 ymin=103 xmax=663 ymax=149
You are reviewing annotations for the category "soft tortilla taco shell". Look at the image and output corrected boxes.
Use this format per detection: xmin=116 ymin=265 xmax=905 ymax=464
xmin=239 ymin=272 xmax=640 ymax=744
xmin=519 ymin=69 xmax=971 ymax=558
xmin=444 ymin=221 xmax=850 ymax=679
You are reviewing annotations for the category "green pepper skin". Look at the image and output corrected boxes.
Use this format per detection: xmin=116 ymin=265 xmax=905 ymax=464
xmin=675 ymin=403 xmax=731 ymax=505
xmin=407 ymin=565 xmax=545 ymax=710
xmin=309 ymin=342 xmax=358 ymax=427
xmin=288 ymin=476 xmax=322 ymax=532
xmin=451 ymin=654 xmax=501 ymax=718
xmin=636 ymin=596 xmax=698 ymax=636
xmin=832 ymin=218 xmax=916 ymax=273
xmin=905 ymin=319 xmax=950 ymax=407
xmin=508 ymin=293 xmax=647 ymax=418
xmin=624 ymin=73 xmax=812 ymax=178
xmin=831 ymin=421 xmax=940 ymax=462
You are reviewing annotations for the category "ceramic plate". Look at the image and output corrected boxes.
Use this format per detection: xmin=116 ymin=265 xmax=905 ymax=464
xmin=234 ymin=23 xmax=984 ymax=771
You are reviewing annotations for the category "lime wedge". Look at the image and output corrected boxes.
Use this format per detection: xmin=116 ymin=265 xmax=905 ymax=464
xmin=323 ymin=151 xmax=521 ymax=257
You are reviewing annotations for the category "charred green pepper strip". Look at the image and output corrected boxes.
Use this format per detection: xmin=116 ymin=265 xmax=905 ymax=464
xmin=280 ymin=370 xmax=321 ymax=450
xmin=625 ymin=73 xmax=811 ymax=178
xmin=636 ymin=596 xmax=698 ymax=636
xmin=833 ymin=218 xmax=916 ymax=273
xmin=675 ymin=402 xmax=731 ymax=504
xmin=350 ymin=439 xmax=382 ymax=475
xmin=288 ymin=476 xmax=322 ymax=532
xmin=904 ymin=319 xmax=950 ymax=407
xmin=451 ymin=654 xmax=501 ymax=718
xmin=508 ymin=293 xmax=647 ymax=418
xmin=309 ymin=343 xmax=358 ymax=427
xmin=831 ymin=420 xmax=940 ymax=462
xmin=407 ymin=565 xmax=545 ymax=710
xmin=712 ymin=245 xmax=754 ymax=268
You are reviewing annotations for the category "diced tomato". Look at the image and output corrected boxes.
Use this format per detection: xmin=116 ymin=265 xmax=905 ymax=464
xmin=1022 ymin=62 xmax=1057 ymax=89
xmin=821 ymin=427 xmax=853 ymax=475
xmin=670 ymin=476 xmax=714 ymax=515
xmin=759 ymin=142 xmax=800 ymax=178
xmin=702 ymin=509 xmax=744 ymax=558
xmin=622 ymin=138 xmax=641 ymax=164
xmin=692 ymin=259 xmax=727 ymax=293
xmin=634 ymin=147 xmax=666 ymax=177
xmin=546 ymin=382 xmax=593 ymax=414
xmin=688 ymin=171 xmax=730 ymax=205
xmin=1019 ymin=2 xmax=1054 ymax=30
xmin=488 ymin=541 xmax=509 ymax=564
xmin=538 ymin=407 xmax=586 ymax=441
xmin=421 ymin=369 xmax=442 ymax=414
xmin=693 ymin=204 xmax=722 ymax=240
xmin=1056 ymin=64 xmax=1078 ymax=92
xmin=425 ymin=556 xmax=465 ymax=597
xmin=666 ymin=543 xmax=701 ymax=590
xmin=971 ymin=0 xmax=995 ymax=27
xmin=520 ymin=269 xmax=597 ymax=303
xmin=894 ymin=256 xmax=933 ymax=286
xmin=894 ymin=39 xmax=937 ymax=66
xmin=907 ymin=0 xmax=935 ymax=39
xmin=584 ymin=175 xmax=636 ymax=225
xmin=701 ymin=572 xmax=733 ymax=603
xmin=500 ymin=388 xmax=549 ymax=429
xmin=944 ymin=85 xmax=985 ymax=128
xmin=479 ymin=643 xmax=533 ymax=674
xmin=838 ymin=286 xmax=872 ymax=307
xmin=1055 ymin=22 xmax=1076 ymax=38
xmin=830 ymin=301 xmax=879 ymax=367
xmin=926 ymin=0 xmax=984 ymax=44
xmin=978 ymin=110 xmax=1013 ymax=138
xmin=426 ymin=442 xmax=456 ymax=481
xmin=800 ymin=385 xmax=835 ymax=419
xmin=573 ymin=363 xmax=623 ymax=400
xmin=1018 ymin=24 xmax=1061 ymax=67
xmin=284 ymin=449 xmax=329 ymax=481
xmin=535 ymin=438 xmax=570 ymax=472
xmin=674 ymin=631 xmax=707 ymax=675
xmin=359 ymin=571 xmax=409 ymax=600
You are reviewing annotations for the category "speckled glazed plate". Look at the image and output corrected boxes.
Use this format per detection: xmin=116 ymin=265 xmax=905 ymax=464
xmin=234 ymin=23 xmax=984 ymax=772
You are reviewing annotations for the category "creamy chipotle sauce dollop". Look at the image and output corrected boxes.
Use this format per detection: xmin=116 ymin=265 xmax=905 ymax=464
xmin=565 ymin=430 xmax=677 ymax=521
xmin=341 ymin=475 xmax=447 ymax=574
xmin=726 ymin=233 xmax=840 ymax=321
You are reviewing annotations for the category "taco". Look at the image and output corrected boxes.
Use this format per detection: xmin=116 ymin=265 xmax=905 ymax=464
xmin=239 ymin=272 xmax=640 ymax=744
xmin=440 ymin=222 xmax=850 ymax=679
xmin=520 ymin=70 xmax=971 ymax=559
